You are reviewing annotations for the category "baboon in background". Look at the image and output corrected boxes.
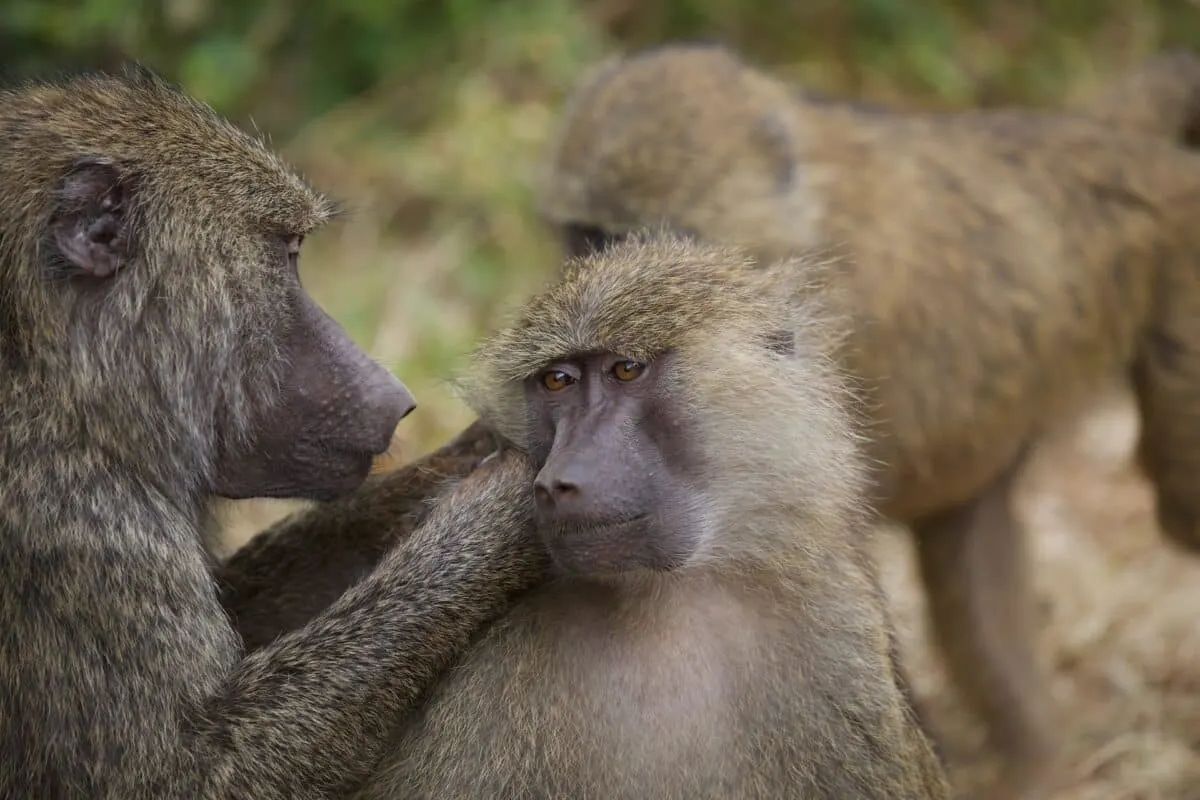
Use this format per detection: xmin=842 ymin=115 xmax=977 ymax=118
xmin=353 ymin=231 xmax=950 ymax=800
xmin=534 ymin=43 xmax=1200 ymax=798
xmin=0 ymin=67 xmax=549 ymax=798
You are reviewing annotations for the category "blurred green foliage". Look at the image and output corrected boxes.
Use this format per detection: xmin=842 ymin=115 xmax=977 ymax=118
xmin=7 ymin=0 xmax=1200 ymax=135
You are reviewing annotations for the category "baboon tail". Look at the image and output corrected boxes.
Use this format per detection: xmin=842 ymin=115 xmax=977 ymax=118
xmin=1077 ymin=50 xmax=1200 ymax=147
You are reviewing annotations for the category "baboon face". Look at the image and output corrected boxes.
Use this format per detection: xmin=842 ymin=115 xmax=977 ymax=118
xmin=36 ymin=128 xmax=414 ymax=502
xmin=524 ymin=349 xmax=706 ymax=577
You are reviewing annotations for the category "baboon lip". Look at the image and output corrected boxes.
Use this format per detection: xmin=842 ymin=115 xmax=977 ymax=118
xmin=540 ymin=513 xmax=650 ymax=540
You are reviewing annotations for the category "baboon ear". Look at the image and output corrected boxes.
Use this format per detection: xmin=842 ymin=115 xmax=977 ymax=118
xmin=51 ymin=157 xmax=133 ymax=279
xmin=752 ymin=112 xmax=799 ymax=192
xmin=764 ymin=329 xmax=796 ymax=355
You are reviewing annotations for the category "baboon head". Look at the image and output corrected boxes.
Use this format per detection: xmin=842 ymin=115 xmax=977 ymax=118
xmin=0 ymin=66 xmax=414 ymax=501
xmin=457 ymin=231 xmax=864 ymax=579
xmin=538 ymin=44 xmax=810 ymax=261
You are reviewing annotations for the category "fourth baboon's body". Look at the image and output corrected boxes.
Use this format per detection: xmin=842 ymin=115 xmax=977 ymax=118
xmin=535 ymin=44 xmax=1200 ymax=797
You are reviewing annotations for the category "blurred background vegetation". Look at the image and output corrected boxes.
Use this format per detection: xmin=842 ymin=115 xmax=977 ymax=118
xmin=5 ymin=0 xmax=1200 ymax=463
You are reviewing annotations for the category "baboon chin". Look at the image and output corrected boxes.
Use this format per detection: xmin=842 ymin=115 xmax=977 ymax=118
xmin=356 ymin=231 xmax=950 ymax=800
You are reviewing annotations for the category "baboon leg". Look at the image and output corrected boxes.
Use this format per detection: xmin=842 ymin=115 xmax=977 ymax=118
xmin=217 ymin=419 xmax=499 ymax=650
xmin=914 ymin=451 xmax=1058 ymax=798
xmin=1131 ymin=256 xmax=1200 ymax=554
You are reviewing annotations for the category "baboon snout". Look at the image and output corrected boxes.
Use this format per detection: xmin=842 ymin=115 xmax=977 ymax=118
xmin=534 ymin=471 xmax=580 ymax=506
xmin=358 ymin=364 xmax=417 ymax=454
xmin=534 ymin=441 xmax=602 ymax=519
xmin=534 ymin=443 xmax=640 ymax=527
xmin=534 ymin=466 xmax=601 ymax=528
xmin=298 ymin=295 xmax=417 ymax=457
xmin=212 ymin=294 xmax=419 ymax=501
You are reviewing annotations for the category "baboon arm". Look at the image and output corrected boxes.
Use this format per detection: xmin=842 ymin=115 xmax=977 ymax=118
xmin=216 ymin=419 xmax=498 ymax=649
xmin=193 ymin=451 xmax=546 ymax=799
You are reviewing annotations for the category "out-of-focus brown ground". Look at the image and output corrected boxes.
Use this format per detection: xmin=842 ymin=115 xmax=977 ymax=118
xmin=216 ymin=387 xmax=1200 ymax=799
xmin=877 ymin=388 xmax=1200 ymax=800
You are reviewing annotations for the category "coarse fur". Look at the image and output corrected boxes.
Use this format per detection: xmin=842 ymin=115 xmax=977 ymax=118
xmin=356 ymin=231 xmax=950 ymax=800
xmin=218 ymin=420 xmax=504 ymax=651
xmin=0 ymin=66 xmax=548 ymax=799
xmin=535 ymin=43 xmax=1200 ymax=798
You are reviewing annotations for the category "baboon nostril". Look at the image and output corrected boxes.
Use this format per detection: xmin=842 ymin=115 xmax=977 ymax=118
xmin=551 ymin=480 xmax=578 ymax=497
xmin=534 ymin=478 xmax=579 ymax=505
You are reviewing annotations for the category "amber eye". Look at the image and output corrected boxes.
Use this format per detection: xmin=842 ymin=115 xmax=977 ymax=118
xmin=612 ymin=360 xmax=645 ymax=382
xmin=541 ymin=370 xmax=574 ymax=392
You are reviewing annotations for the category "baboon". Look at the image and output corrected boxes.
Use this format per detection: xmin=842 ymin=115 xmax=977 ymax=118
xmin=534 ymin=43 xmax=1200 ymax=797
xmin=353 ymin=231 xmax=951 ymax=800
xmin=0 ymin=67 xmax=549 ymax=798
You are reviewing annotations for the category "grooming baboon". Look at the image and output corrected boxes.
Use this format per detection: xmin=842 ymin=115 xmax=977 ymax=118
xmin=353 ymin=231 xmax=950 ymax=800
xmin=0 ymin=67 xmax=548 ymax=798
xmin=534 ymin=43 xmax=1200 ymax=797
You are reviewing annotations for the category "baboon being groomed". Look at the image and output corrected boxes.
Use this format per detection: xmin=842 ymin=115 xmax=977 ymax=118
xmin=534 ymin=43 xmax=1200 ymax=798
xmin=0 ymin=66 xmax=550 ymax=797
xmin=350 ymin=231 xmax=951 ymax=800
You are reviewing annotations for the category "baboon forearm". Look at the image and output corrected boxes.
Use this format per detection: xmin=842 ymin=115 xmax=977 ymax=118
xmin=195 ymin=458 xmax=546 ymax=799
xmin=217 ymin=419 xmax=500 ymax=649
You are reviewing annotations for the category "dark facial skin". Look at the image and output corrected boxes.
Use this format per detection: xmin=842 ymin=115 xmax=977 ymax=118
xmin=210 ymin=277 xmax=418 ymax=502
xmin=50 ymin=159 xmax=416 ymax=503
xmin=525 ymin=350 xmax=706 ymax=578
xmin=560 ymin=223 xmax=627 ymax=259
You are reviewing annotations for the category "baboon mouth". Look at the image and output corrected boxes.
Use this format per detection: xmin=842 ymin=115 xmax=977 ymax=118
xmin=540 ymin=513 xmax=650 ymax=541
xmin=600 ymin=513 xmax=649 ymax=531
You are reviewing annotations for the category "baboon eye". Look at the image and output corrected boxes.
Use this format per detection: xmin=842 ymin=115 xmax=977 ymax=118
xmin=612 ymin=360 xmax=645 ymax=381
xmin=541 ymin=370 xmax=574 ymax=392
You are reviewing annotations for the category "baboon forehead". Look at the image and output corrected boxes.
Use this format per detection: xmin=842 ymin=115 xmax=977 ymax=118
xmin=0 ymin=73 xmax=333 ymax=233
xmin=549 ymin=46 xmax=778 ymax=215
xmin=470 ymin=233 xmax=786 ymax=382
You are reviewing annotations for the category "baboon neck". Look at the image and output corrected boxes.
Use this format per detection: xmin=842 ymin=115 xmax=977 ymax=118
xmin=0 ymin=427 xmax=206 ymax=537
